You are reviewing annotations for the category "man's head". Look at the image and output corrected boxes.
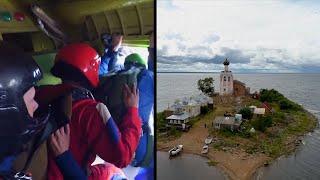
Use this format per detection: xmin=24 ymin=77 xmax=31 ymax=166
xmin=51 ymin=43 xmax=101 ymax=88
xmin=0 ymin=42 xmax=48 ymax=164
xmin=101 ymin=33 xmax=112 ymax=48
xmin=124 ymin=53 xmax=147 ymax=69
xmin=101 ymin=33 xmax=123 ymax=51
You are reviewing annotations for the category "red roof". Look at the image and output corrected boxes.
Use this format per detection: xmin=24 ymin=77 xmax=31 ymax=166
xmin=259 ymin=102 xmax=272 ymax=111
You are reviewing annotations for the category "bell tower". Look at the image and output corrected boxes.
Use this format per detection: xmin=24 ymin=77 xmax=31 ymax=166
xmin=220 ymin=58 xmax=233 ymax=95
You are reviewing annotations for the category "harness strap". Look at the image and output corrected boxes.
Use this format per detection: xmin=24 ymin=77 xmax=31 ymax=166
xmin=17 ymin=93 xmax=71 ymax=178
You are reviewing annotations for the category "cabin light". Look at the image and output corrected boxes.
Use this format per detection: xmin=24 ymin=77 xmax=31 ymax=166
xmin=0 ymin=11 xmax=12 ymax=21
xmin=14 ymin=12 xmax=25 ymax=21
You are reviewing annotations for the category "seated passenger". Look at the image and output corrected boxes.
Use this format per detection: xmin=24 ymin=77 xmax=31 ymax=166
xmin=40 ymin=43 xmax=141 ymax=180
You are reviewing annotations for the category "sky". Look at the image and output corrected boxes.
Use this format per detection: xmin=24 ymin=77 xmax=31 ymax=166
xmin=157 ymin=0 xmax=320 ymax=73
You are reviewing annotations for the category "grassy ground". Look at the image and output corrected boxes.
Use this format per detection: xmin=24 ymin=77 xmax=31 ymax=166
xmin=207 ymin=95 xmax=318 ymax=158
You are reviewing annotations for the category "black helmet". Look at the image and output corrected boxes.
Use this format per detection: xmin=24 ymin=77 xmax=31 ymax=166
xmin=0 ymin=42 xmax=50 ymax=163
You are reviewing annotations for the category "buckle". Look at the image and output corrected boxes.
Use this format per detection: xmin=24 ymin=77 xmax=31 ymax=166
xmin=14 ymin=172 xmax=32 ymax=180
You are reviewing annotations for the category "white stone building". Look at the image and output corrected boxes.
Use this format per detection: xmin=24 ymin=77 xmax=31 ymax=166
xmin=220 ymin=58 xmax=234 ymax=95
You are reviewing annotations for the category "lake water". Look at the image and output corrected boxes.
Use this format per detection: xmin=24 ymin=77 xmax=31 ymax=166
xmin=157 ymin=73 xmax=320 ymax=180
xmin=157 ymin=151 xmax=226 ymax=180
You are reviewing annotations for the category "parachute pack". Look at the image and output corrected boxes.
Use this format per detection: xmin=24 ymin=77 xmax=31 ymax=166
xmin=94 ymin=67 xmax=141 ymax=123
xmin=94 ymin=67 xmax=154 ymax=167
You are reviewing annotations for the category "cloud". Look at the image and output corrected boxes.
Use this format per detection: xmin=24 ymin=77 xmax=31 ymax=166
xmin=206 ymin=34 xmax=220 ymax=44
xmin=164 ymin=33 xmax=184 ymax=41
xmin=158 ymin=47 xmax=252 ymax=67
xmin=219 ymin=47 xmax=252 ymax=64
xmin=157 ymin=0 xmax=320 ymax=72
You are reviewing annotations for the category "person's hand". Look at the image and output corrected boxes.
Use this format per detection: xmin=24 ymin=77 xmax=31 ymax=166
xmin=123 ymin=83 xmax=139 ymax=108
xmin=111 ymin=33 xmax=123 ymax=51
xmin=49 ymin=124 xmax=70 ymax=157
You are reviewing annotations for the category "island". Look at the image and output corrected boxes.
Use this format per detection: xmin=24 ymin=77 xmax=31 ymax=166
xmin=157 ymin=59 xmax=318 ymax=180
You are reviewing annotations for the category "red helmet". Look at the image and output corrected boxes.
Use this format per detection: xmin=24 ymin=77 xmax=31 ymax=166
xmin=55 ymin=43 xmax=101 ymax=87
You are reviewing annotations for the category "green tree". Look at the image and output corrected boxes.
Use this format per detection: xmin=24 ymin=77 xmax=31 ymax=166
xmin=197 ymin=77 xmax=215 ymax=97
xmin=156 ymin=112 xmax=167 ymax=131
xmin=238 ymin=107 xmax=253 ymax=120
xmin=259 ymin=89 xmax=284 ymax=102
xmin=251 ymin=116 xmax=273 ymax=132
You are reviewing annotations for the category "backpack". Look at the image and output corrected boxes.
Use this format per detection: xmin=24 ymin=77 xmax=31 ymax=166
xmin=94 ymin=67 xmax=154 ymax=167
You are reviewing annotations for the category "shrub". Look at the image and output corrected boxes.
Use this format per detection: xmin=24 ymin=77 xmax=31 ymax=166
xmin=168 ymin=127 xmax=179 ymax=136
xmin=239 ymin=107 xmax=253 ymax=120
xmin=238 ymin=121 xmax=253 ymax=138
xmin=279 ymin=99 xmax=292 ymax=110
xmin=239 ymin=128 xmax=252 ymax=138
xmin=259 ymin=89 xmax=284 ymax=103
xmin=279 ymin=99 xmax=302 ymax=111
xmin=201 ymin=105 xmax=210 ymax=114
xmin=156 ymin=112 xmax=167 ymax=129
xmin=251 ymin=116 xmax=273 ymax=132
xmin=157 ymin=112 xmax=166 ymax=120
xmin=219 ymin=128 xmax=237 ymax=137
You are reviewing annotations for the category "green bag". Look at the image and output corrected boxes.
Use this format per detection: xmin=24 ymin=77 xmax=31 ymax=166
xmin=94 ymin=68 xmax=141 ymax=123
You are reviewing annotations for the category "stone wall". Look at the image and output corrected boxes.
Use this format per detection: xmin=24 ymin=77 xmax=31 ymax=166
xmin=234 ymin=82 xmax=246 ymax=97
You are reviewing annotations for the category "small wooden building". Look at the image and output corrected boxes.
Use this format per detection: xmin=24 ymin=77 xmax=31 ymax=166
xmin=214 ymin=116 xmax=242 ymax=131
xmin=166 ymin=113 xmax=191 ymax=131
xmin=253 ymin=108 xmax=266 ymax=118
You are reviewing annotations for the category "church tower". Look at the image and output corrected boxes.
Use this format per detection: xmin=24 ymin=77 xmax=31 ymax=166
xmin=220 ymin=58 xmax=233 ymax=95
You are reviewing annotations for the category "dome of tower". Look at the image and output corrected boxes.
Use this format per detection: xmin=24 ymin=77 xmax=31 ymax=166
xmin=223 ymin=58 xmax=230 ymax=65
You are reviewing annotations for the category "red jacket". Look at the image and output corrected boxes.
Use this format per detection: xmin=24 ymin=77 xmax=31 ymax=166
xmin=39 ymin=85 xmax=141 ymax=179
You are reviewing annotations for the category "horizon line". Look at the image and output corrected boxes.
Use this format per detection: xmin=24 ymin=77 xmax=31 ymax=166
xmin=156 ymin=71 xmax=320 ymax=74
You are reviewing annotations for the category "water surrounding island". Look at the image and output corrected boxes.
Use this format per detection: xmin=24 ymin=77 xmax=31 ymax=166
xmin=157 ymin=151 xmax=226 ymax=180
xmin=157 ymin=73 xmax=320 ymax=180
